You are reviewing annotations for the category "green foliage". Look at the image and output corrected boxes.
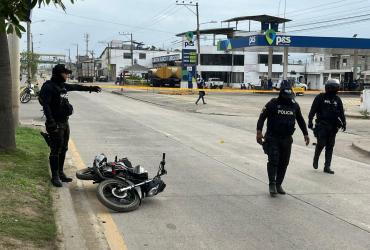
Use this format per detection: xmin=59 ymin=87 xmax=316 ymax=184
xmin=20 ymin=51 xmax=40 ymax=80
xmin=0 ymin=0 xmax=74 ymax=38
xmin=0 ymin=127 xmax=56 ymax=246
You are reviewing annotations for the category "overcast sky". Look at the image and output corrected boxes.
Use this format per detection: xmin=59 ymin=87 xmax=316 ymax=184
xmin=22 ymin=0 xmax=370 ymax=59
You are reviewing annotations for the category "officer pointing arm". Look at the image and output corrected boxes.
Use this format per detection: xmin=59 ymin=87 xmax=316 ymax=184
xmin=39 ymin=64 xmax=101 ymax=187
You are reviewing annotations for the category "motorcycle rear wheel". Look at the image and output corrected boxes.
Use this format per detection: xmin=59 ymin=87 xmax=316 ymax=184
xmin=20 ymin=93 xmax=31 ymax=103
xmin=97 ymin=179 xmax=140 ymax=212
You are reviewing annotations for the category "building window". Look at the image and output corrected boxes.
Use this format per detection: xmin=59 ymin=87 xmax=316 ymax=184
xmin=123 ymin=53 xmax=132 ymax=59
xmin=139 ymin=53 xmax=146 ymax=59
xmin=200 ymin=54 xmax=232 ymax=66
xmin=343 ymin=58 xmax=347 ymax=64
xmin=258 ymin=55 xmax=283 ymax=64
xmin=233 ymin=55 xmax=244 ymax=66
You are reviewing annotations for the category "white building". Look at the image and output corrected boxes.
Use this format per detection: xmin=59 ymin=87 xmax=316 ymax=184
xmin=97 ymin=40 xmax=174 ymax=80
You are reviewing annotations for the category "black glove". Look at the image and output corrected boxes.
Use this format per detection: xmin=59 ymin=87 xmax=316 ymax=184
xmin=308 ymin=120 xmax=313 ymax=130
xmin=90 ymin=86 xmax=102 ymax=93
xmin=45 ymin=120 xmax=58 ymax=133
xmin=342 ymin=122 xmax=346 ymax=132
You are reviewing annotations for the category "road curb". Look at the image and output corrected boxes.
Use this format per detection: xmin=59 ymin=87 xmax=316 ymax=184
xmin=345 ymin=113 xmax=369 ymax=119
xmin=352 ymin=140 xmax=370 ymax=156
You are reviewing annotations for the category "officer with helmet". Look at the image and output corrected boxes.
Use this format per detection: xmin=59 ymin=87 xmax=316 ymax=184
xmin=308 ymin=79 xmax=346 ymax=174
xmin=39 ymin=64 xmax=101 ymax=187
xmin=257 ymin=82 xmax=310 ymax=197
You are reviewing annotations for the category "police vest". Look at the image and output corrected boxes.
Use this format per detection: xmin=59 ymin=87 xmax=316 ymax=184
xmin=318 ymin=95 xmax=340 ymax=123
xmin=270 ymin=104 xmax=297 ymax=136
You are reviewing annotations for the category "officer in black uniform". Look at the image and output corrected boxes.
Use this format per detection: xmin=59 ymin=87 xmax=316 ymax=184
xmin=308 ymin=79 xmax=346 ymax=174
xmin=256 ymin=83 xmax=310 ymax=196
xmin=39 ymin=64 xmax=101 ymax=187
xmin=195 ymin=77 xmax=206 ymax=105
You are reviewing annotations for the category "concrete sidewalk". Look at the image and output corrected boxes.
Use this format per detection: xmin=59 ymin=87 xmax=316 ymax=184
xmin=352 ymin=139 xmax=370 ymax=155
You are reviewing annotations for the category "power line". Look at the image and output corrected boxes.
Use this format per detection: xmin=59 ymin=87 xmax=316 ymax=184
xmin=285 ymin=0 xmax=349 ymax=16
xmin=289 ymin=16 xmax=370 ymax=33
xmin=288 ymin=0 xmax=367 ymax=18
xmin=137 ymin=2 xmax=175 ymax=26
xmin=145 ymin=6 xmax=182 ymax=28
xmin=148 ymin=5 xmax=179 ymax=24
xmin=39 ymin=9 xmax=175 ymax=34
xmin=287 ymin=13 xmax=370 ymax=29
xmin=290 ymin=5 xmax=370 ymax=26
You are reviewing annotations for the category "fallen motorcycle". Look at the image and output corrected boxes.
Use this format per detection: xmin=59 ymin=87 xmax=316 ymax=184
xmin=76 ymin=153 xmax=167 ymax=212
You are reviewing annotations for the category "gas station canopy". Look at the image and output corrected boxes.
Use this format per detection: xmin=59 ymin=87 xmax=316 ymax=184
xmin=223 ymin=15 xmax=291 ymax=24
xmin=218 ymin=34 xmax=370 ymax=56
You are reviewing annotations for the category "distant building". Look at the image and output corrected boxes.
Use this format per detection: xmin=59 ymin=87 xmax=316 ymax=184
xmin=97 ymin=41 xmax=172 ymax=81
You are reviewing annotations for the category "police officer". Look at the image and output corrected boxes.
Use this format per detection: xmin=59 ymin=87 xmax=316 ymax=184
xmin=308 ymin=79 xmax=346 ymax=174
xmin=195 ymin=76 xmax=206 ymax=105
xmin=39 ymin=64 xmax=101 ymax=187
xmin=256 ymin=83 xmax=310 ymax=196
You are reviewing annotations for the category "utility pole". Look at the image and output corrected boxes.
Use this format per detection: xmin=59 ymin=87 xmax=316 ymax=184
xmin=196 ymin=2 xmax=200 ymax=77
xmin=119 ymin=32 xmax=134 ymax=66
xmin=130 ymin=33 xmax=133 ymax=66
xmin=90 ymin=50 xmax=96 ymax=79
xmin=176 ymin=1 xmax=201 ymax=77
xmin=84 ymin=33 xmax=89 ymax=57
xmin=27 ymin=21 xmax=31 ymax=84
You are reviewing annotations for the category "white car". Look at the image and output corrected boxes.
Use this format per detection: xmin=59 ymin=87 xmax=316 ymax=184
xmin=294 ymin=82 xmax=308 ymax=90
xmin=205 ymin=78 xmax=224 ymax=89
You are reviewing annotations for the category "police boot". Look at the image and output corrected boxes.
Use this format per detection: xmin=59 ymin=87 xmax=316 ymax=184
xmin=49 ymin=156 xmax=62 ymax=187
xmin=276 ymin=185 xmax=286 ymax=195
xmin=323 ymin=166 xmax=335 ymax=174
xmin=58 ymin=151 xmax=72 ymax=182
xmin=269 ymin=183 xmax=278 ymax=197
xmin=313 ymin=159 xmax=319 ymax=169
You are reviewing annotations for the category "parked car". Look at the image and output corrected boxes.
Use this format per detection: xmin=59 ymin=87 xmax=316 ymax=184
xmin=205 ymin=78 xmax=224 ymax=89
xmin=294 ymin=82 xmax=308 ymax=90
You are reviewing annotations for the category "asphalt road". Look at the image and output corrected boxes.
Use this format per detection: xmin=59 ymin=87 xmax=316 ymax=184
xmin=21 ymin=91 xmax=370 ymax=249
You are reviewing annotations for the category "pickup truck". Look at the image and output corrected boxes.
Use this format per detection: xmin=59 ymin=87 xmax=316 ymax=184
xmin=205 ymin=78 xmax=224 ymax=89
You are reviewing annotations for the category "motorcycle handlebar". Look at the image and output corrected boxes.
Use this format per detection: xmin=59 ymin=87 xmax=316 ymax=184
xmin=162 ymin=153 xmax=166 ymax=161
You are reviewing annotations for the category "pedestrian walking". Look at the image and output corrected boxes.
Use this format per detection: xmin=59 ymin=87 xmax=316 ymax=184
xmin=308 ymin=79 xmax=346 ymax=174
xmin=39 ymin=64 xmax=101 ymax=187
xmin=256 ymin=82 xmax=310 ymax=197
xmin=195 ymin=77 xmax=206 ymax=105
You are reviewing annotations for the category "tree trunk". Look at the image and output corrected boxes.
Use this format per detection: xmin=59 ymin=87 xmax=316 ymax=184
xmin=8 ymin=32 xmax=20 ymax=128
xmin=0 ymin=24 xmax=16 ymax=150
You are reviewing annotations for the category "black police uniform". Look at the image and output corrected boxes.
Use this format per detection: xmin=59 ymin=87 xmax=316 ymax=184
xmin=257 ymin=96 xmax=308 ymax=192
xmin=195 ymin=79 xmax=206 ymax=105
xmin=308 ymin=93 xmax=346 ymax=173
xmin=39 ymin=68 xmax=100 ymax=187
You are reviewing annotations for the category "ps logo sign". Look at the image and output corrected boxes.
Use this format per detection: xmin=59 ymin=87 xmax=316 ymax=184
xmin=249 ymin=36 xmax=256 ymax=45
xmin=184 ymin=41 xmax=195 ymax=47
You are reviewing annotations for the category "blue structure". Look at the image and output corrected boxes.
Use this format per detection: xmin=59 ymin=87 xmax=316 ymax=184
xmin=218 ymin=34 xmax=370 ymax=52
xmin=219 ymin=15 xmax=370 ymax=82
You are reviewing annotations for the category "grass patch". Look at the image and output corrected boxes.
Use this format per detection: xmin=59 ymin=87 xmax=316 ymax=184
xmin=0 ymin=127 xmax=56 ymax=249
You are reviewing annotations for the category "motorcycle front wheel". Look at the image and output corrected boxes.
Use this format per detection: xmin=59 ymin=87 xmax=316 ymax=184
xmin=20 ymin=92 xmax=31 ymax=103
xmin=97 ymin=179 xmax=140 ymax=212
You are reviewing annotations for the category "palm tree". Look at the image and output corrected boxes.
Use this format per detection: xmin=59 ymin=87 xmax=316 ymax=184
xmin=0 ymin=0 xmax=73 ymax=150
